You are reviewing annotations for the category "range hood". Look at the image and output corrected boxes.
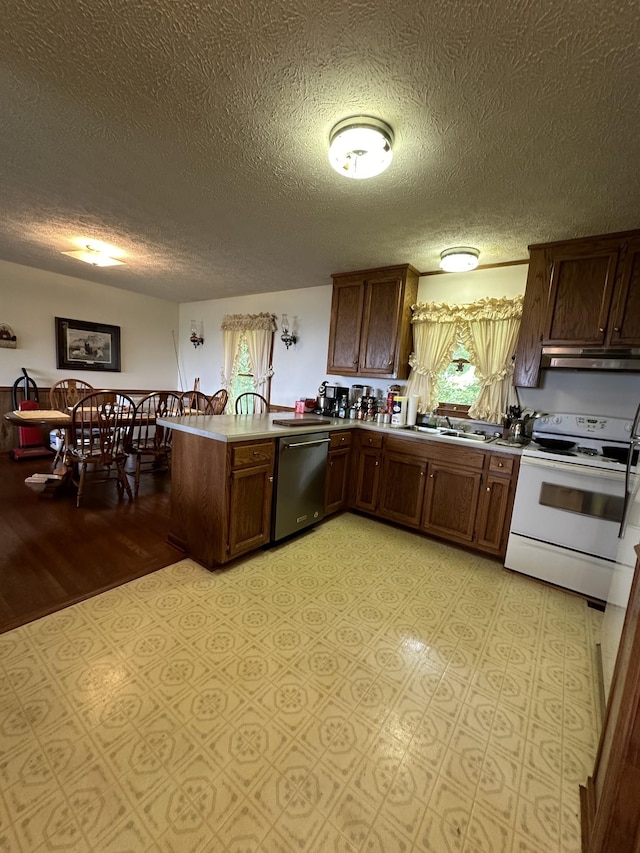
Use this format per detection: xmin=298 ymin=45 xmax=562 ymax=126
xmin=541 ymin=346 xmax=640 ymax=371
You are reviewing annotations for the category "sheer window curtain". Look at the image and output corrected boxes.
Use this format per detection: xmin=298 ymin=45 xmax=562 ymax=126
xmin=220 ymin=313 xmax=276 ymax=410
xmin=406 ymin=308 xmax=458 ymax=413
xmin=460 ymin=297 xmax=523 ymax=423
xmin=406 ymin=296 xmax=523 ymax=421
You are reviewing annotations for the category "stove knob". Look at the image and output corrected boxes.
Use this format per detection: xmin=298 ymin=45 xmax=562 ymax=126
xmin=552 ymin=416 xmax=562 ymax=424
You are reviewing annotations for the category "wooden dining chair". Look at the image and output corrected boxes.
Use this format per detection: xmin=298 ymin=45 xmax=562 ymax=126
xmin=178 ymin=390 xmax=214 ymax=414
xmin=209 ymin=388 xmax=228 ymax=414
xmin=235 ymin=392 xmax=269 ymax=414
xmin=66 ymin=391 xmax=136 ymax=507
xmin=48 ymin=379 xmax=96 ymax=466
xmin=49 ymin=378 xmax=95 ymax=410
xmin=125 ymin=391 xmax=182 ymax=496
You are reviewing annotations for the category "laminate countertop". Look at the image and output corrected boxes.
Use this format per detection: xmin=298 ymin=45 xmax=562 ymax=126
xmin=157 ymin=413 xmax=525 ymax=455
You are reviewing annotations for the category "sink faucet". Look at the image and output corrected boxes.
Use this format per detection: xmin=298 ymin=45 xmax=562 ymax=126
xmin=445 ymin=416 xmax=453 ymax=429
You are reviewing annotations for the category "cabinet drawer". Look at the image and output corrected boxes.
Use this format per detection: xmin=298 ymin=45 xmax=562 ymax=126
xmin=330 ymin=430 xmax=352 ymax=449
xmin=488 ymin=454 xmax=515 ymax=475
xmin=358 ymin=431 xmax=383 ymax=449
xmin=231 ymin=441 xmax=274 ymax=469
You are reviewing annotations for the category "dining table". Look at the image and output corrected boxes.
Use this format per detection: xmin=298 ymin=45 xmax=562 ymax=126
xmin=4 ymin=407 xmax=157 ymax=498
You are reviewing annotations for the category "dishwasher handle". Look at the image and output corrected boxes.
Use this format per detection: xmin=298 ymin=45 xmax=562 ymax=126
xmin=284 ymin=437 xmax=331 ymax=450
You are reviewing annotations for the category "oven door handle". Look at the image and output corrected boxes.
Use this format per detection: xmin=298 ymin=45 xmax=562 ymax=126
xmin=619 ymin=438 xmax=640 ymax=538
xmin=521 ymin=455 xmax=626 ymax=481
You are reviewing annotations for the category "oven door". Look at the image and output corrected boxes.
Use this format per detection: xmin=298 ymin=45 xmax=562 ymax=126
xmin=509 ymin=456 xmax=625 ymax=561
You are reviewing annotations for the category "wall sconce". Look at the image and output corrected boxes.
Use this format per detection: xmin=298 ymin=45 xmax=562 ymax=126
xmin=280 ymin=314 xmax=297 ymax=349
xmin=190 ymin=320 xmax=204 ymax=348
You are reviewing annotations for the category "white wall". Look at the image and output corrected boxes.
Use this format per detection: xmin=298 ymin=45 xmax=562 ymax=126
xmin=417 ymin=264 xmax=529 ymax=303
xmin=1 ymin=260 xmax=179 ymax=390
xmin=179 ymin=286 xmax=334 ymax=406
xmin=179 ymin=264 xmax=532 ymax=406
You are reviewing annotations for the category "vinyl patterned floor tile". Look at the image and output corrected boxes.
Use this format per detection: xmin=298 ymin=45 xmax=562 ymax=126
xmin=0 ymin=513 xmax=603 ymax=851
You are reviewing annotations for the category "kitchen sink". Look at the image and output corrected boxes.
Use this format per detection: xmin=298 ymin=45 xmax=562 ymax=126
xmin=411 ymin=425 xmax=493 ymax=442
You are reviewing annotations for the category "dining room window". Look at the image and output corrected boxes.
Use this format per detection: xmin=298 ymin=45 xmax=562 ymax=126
xmin=221 ymin=313 xmax=276 ymax=410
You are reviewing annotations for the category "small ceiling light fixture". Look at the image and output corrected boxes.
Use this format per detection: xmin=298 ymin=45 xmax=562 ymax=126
xmin=328 ymin=115 xmax=394 ymax=180
xmin=280 ymin=314 xmax=297 ymax=349
xmin=190 ymin=320 xmax=204 ymax=348
xmin=61 ymin=243 xmax=125 ymax=267
xmin=439 ymin=247 xmax=480 ymax=273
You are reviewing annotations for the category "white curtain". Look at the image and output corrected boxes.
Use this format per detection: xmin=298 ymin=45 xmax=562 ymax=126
xmin=245 ymin=328 xmax=274 ymax=397
xmin=460 ymin=298 xmax=523 ymax=423
xmin=406 ymin=308 xmax=458 ymax=413
xmin=221 ymin=329 xmax=243 ymax=392
xmin=407 ymin=296 xmax=523 ymax=420
xmin=220 ymin=313 xmax=276 ymax=406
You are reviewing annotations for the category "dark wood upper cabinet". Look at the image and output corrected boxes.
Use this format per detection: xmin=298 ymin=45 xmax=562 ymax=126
xmin=514 ymin=229 xmax=640 ymax=387
xmin=327 ymin=264 xmax=419 ymax=379
xmin=544 ymin=246 xmax=619 ymax=346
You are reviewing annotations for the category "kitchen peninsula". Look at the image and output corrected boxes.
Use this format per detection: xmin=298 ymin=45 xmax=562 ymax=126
xmin=158 ymin=413 xmax=522 ymax=570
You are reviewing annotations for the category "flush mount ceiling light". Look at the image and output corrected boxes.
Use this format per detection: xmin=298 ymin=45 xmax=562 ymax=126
xmin=328 ymin=115 xmax=394 ymax=180
xmin=61 ymin=243 xmax=125 ymax=267
xmin=439 ymin=247 xmax=480 ymax=273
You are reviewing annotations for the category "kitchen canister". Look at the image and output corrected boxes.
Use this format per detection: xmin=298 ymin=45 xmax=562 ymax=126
xmin=406 ymin=395 xmax=419 ymax=426
xmin=390 ymin=395 xmax=407 ymax=426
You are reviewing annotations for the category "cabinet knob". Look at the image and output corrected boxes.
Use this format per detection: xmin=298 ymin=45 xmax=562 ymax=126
xmin=353 ymin=359 xmax=358 ymax=365
xmin=420 ymin=471 xmax=424 ymax=477
xmin=498 ymin=462 xmax=503 ymax=468
xmin=486 ymin=486 xmax=491 ymax=492
xmin=388 ymin=359 xmax=393 ymax=366
xmin=599 ymin=327 xmax=605 ymax=333
xmin=375 ymin=460 xmax=379 ymax=466
xmin=614 ymin=327 xmax=621 ymax=332
xmin=429 ymin=473 xmax=434 ymax=478
xmin=269 ymin=476 xmax=274 ymax=482
xmin=253 ymin=451 xmax=260 ymax=456
xmin=329 ymin=460 xmax=334 ymax=467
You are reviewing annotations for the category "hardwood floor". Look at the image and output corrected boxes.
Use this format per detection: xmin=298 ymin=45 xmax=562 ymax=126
xmin=0 ymin=452 xmax=183 ymax=633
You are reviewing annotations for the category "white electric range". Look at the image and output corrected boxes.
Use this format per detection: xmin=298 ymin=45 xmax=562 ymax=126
xmin=505 ymin=413 xmax=635 ymax=600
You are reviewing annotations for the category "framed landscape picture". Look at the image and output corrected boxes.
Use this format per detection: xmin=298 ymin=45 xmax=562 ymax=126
xmin=55 ymin=317 xmax=121 ymax=372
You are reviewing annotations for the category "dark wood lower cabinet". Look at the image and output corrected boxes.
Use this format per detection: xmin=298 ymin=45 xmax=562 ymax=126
xmin=352 ymin=432 xmax=383 ymax=513
xmin=325 ymin=446 xmax=351 ymax=516
xmin=325 ymin=430 xmax=352 ymax=516
xmin=377 ymin=451 xmax=426 ymax=527
xmin=422 ymin=463 xmax=482 ymax=543
xmin=475 ymin=454 xmax=518 ymax=556
xmin=168 ymin=431 xmax=274 ymax=567
xmin=349 ymin=431 xmax=518 ymax=559
xmin=228 ymin=463 xmax=274 ymax=558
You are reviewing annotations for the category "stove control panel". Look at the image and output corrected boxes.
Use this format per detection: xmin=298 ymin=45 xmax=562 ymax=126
xmin=535 ymin=413 xmax=631 ymax=442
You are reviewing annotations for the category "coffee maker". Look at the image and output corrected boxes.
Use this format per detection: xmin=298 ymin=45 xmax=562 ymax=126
xmin=316 ymin=384 xmax=349 ymax=415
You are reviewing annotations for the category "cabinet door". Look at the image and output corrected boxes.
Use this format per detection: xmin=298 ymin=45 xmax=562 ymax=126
xmin=422 ymin=463 xmax=482 ymax=543
xmin=475 ymin=473 xmax=512 ymax=554
xmin=377 ymin=451 xmax=427 ymax=527
xmin=327 ymin=279 xmax=364 ymax=374
xmin=544 ymin=247 xmax=619 ymax=346
xmin=353 ymin=448 xmax=381 ymax=512
xmin=228 ymin=464 xmax=273 ymax=557
xmin=325 ymin=447 xmax=350 ymax=516
xmin=359 ymin=275 xmax=404 ymax=376
xmin=610 ymin=238 xmax=640 ymax=346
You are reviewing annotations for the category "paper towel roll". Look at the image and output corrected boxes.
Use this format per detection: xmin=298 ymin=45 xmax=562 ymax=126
xmin=406 ymin=395 xmax=419 ymax=426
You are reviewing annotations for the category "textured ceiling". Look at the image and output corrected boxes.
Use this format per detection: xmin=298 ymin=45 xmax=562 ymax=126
xmin=1 ymin=0 xmax=639 ymax=303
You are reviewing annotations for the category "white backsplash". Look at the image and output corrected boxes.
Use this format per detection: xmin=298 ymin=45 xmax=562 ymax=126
xmin=518 ymin=369 xmax=640 ymax=420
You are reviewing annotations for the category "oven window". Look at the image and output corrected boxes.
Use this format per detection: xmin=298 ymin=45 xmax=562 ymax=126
xmin=539 ymin=482 xmax=624 ymax=522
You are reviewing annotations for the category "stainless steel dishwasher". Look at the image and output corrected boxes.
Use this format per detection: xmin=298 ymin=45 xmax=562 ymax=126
xmin=272 ymin=431 xmax=330 ymax=542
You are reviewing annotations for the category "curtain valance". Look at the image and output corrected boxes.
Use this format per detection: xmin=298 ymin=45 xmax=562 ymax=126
xmin=221 ymin=313 xmax=277 ymax=332
xmin=410 ymin=295 xmax=523 ymax=325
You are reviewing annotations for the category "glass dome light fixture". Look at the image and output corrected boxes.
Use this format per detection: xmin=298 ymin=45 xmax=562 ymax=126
xmin=439 ymin=247 xmax=480 ymax=273
xmin=328 ymin=115 xmax=394 ymax=180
